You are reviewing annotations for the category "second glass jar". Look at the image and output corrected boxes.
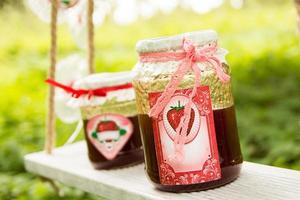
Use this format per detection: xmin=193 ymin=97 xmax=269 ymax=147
xmin=73 ymin=72 xmax=144 ymax=169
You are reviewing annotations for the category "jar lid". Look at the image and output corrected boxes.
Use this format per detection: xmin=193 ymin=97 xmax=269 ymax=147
xmin=136 ymin=30 xmax=218 ymax=53
xmin=68 ymin=71 xmax=136 ymax=107
xmin=73 ymin=71 xmax=134 ymax=90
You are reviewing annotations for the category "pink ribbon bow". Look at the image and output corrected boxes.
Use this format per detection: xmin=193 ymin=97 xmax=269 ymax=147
xmin=139 ymin=38 xmax=230 ymax=163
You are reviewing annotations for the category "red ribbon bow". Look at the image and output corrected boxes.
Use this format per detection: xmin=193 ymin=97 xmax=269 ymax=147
xmin=46 ymin=79 xmax=133 ymax=99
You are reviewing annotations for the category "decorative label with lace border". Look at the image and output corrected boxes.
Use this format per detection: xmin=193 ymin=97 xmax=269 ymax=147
xmin=149 ymin=86 xmax=221 ymax=185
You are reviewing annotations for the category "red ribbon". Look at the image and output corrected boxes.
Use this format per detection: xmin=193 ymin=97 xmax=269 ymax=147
xmin=46 ymin=79 xmax=133 ymax=99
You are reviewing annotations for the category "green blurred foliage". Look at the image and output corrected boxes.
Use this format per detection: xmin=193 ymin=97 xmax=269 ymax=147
xmin=0 ymin=0 xmax=23 ymax=8
xmin=0 ymin=1 xmax=299 ymax=199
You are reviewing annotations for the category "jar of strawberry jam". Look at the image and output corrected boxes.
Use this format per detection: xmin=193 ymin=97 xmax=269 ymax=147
xmin=132 ymin=30 xmax=243 ymax=192
xmin=72 ymin=72 xmax=143 ymax=169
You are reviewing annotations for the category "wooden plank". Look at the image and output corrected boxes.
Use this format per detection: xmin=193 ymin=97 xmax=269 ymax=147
xmin=24 ymin=141 xmax=300 ymax=200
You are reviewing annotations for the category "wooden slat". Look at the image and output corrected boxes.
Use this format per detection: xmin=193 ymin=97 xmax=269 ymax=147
xmin=24 ymin=141 xmax=300 ymax=200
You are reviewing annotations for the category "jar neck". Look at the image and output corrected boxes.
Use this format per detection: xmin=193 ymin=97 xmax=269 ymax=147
xmin=133 ymin=39 xmax=232 ymax=115
xmin=81 ymin=100 xmax=138 ymax=120
xmin=135 ymin=40 xmax=227 ymax=79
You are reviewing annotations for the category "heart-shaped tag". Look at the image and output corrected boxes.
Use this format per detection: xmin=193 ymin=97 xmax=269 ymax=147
xmin=86 ymin=114 xmax=133 ymax=160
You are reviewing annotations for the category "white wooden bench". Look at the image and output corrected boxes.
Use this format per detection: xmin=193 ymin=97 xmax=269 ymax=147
xmin=24 ymin=141 xmax=300 ymax=200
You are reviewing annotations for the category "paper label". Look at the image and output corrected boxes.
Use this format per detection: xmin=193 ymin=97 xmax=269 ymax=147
xmin=149 ymin=86 xmax=221 ymax=185
xmin=86 ymin=113 xmax=133 ymax=160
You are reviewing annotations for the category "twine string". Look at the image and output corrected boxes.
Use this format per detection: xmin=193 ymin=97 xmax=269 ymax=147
xmin=45 ymin=0 xmax=58 ymax=154
xmin=87 ymin=0 xmax=95 ymax=74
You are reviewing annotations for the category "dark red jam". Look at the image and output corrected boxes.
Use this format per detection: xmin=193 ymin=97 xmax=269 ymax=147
xmin=84 ymin=115 xmax=144 ymax=169
xmin=138 ymin=106 xmax=243 ymax=192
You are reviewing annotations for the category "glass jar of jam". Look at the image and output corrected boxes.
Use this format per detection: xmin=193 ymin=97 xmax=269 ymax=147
xmin=133 ymin=30 xmax=243 ymax=192
xmin=72 ymin=71 xmax=144 ymax=169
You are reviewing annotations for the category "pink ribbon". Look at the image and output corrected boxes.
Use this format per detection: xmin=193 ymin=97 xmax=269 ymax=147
xmin=139 ymin=38 xmax=230 ymax=163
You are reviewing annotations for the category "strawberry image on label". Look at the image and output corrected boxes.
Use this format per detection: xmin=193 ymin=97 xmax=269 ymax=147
xmin=162 ymin=96 xmax=200 ymax=144
xmin=167 ymin=101 xmax=195 ymax=136
xmin=87 ymin=114 xmax=133 ymax=160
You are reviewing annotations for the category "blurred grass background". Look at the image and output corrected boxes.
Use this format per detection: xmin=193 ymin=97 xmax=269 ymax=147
xmin=0 ymin=0 xmax=300 ymax=199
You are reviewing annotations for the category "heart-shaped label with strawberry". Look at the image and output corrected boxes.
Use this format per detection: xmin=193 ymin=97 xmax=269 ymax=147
xmin=163 ymin=95 xmax=200 ymax=144
xmin=86 ymin=114 xmax=133 ymax=160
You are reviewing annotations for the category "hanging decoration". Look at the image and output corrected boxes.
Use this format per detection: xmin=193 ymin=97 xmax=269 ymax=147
xmin=54 ymin=54 xmax=89 ymax=123
xmin=27 ymin=0 xmax=80 ymax=23
xmin=27 ymin=0 xmax=110 ymax=48
xmin=53 ymin=55 xmax=87 ymax=144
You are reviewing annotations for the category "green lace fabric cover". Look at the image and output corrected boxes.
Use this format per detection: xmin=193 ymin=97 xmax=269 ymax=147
xmin=133 ymin=64 xmax=234 ymax=115
xmin=81 ymin=99 xmax=138 ymax=120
